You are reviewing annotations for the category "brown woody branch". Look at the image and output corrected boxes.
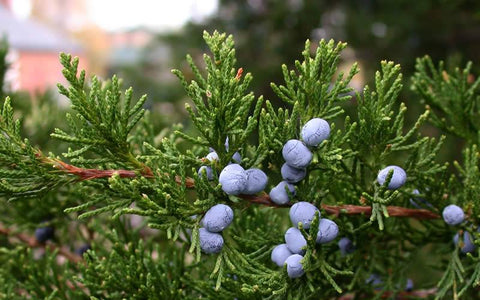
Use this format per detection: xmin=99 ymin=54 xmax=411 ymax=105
xmin=321 ymin=204 xmax=439 ymax=219
xmin=244 ymin=194 xmax=439 ymax=219
xmin=0 ymin=225 xmax=82 ymax=263
xmin=52 ymin=159 xmax=439 ymax=220
xmin=185 ymin=179 xmax=440 ymax=220
xmin=53 ymin=159 xmax=153 ymax=180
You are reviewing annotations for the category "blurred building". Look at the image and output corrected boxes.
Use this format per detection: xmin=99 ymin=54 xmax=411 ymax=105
xmin=30 ymin=0 xmax=89 ymax=32
xmin=0 ymin=0 xmax=87 ymax=94
xmin=108 ymin=28 xmax=155 ymax=67
xmin=29 ymin=0 xmax=109 ymax=77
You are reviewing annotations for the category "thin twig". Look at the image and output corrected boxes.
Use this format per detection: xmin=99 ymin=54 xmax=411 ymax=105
xmin=53 ymin=159 xmax=153 ymax=180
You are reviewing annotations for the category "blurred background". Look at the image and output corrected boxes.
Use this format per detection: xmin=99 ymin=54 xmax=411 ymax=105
xmin=1 ymin=0 xmax=480 ymax=149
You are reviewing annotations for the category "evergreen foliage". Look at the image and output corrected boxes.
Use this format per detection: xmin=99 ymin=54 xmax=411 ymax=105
xmin=1 ymin=30 xmax=480 ymax=299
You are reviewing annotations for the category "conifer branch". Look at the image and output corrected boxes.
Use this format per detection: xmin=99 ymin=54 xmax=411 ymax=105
xmin=1 ymin=31 xmax=472 ymax=297
xmin=46 ymin=157 xmax=440 ymax=220
xmin=0 ymin=225 xmax=82 ymax=263
xmin=42 ymin=153 xmax=440 ymax=220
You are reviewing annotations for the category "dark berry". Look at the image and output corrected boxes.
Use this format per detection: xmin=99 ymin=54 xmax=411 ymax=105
xmin=35 ymin=226 xmax=54 ymax=243
xmin=75 ymin=244 xmax=91 ymax=255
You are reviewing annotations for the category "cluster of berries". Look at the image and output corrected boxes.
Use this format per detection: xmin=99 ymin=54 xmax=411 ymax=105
xmin=441 ymin=204 xmax=479 ymax=253
xmin=198 ymin=204 xmax=234 ymax=254
xmin=267 ymin=118 xmax=342 ymax=278
xmin=198 ymin=140 xmax=268 ymax=196
xmin=195 ymin=119 xmax=416 ymax=283
xmin=271 ymin=202 xmax=339 ymax=278
xmin=196 ymin=139 xmax=267 ymax=254
xmin=219 ymin=164 xmax=268 ymax=195
xmin=198 ymin=142 xmax=243 ymax=182
xmin=270 ymin=118 xmax=330 ymax=205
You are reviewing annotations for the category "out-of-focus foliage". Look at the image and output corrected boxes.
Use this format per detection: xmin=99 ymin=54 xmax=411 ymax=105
xmin=0 ymin=38 xmax=7 ymax=100
xmin=114 ymin=0 xmax=480 ymax=106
